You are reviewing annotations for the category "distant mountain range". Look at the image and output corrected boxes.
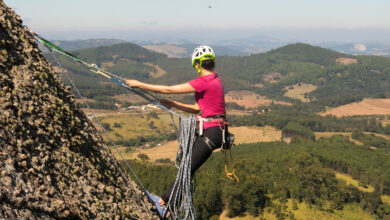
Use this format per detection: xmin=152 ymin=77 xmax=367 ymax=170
xmin=136 ymin=35 xmax=286 ymax=57
xmin=47 ymin=37 xmax=390 ymax=58
xmin=326 ymin=42 xmax=390 ymax=56
xmin=135 ymin=36 xmax=390 ymax=57
xmin=142 ymin=43 xmax=249 ymax=58
xmin=52 ymin=39 xmax=127 ymax=51
xmin=44 ymin=40 xmax=390 ymax=109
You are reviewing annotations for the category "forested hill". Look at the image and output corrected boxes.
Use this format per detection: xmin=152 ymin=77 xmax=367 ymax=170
xmin=216 ymin=43 xmax=390 ymax=107
xmin=264 ymin=43 xmax=349 ymax=66
xmin=73 ymin=42 xmax=167 ymax=63
xmin=52 ymin=39 xmax=127 ymax=51
xmin=47 ymin=42 xmax=390 ymax=108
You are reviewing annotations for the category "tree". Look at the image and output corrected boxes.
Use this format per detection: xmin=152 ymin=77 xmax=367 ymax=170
xmin=137 ymin=153 xmax=150 ymax=161
xmin=101 ymin=122 xmax=112 ymax=131
xmin=113 ymin=122 xmax=122 ymax=128
xmin=292 ymin=200 xmax=298 ymax=210
xmin=147 ymin=111 xmax=159 ymax=120
xmin=282 ymin=121 xmax=315 ymax=142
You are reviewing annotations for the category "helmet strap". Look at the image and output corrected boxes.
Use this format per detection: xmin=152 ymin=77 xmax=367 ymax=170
xmin=196 ymin=57 xmax=212 ymax=75
xmin=197 ymin=60 xmax=203 ymax=75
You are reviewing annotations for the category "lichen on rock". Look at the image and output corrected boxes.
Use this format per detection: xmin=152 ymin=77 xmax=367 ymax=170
xmin=0 ymin=1 xmax=159 ymax=219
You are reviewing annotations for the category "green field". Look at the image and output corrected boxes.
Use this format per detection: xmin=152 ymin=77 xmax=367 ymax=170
xmin=95 ymin=111 xmax=178 ymax=145
xmin=221 ymin=200 xmax=375 ymax=220
xmin=289 ymin=201 xmax=375 ymax=220
xmin=383 ymin=195 xmax=390 ymax=205
xmin=284 ymin=83 xmax=317 ymax=102
xmin=335 ymin=172 xmax=375 ymax=193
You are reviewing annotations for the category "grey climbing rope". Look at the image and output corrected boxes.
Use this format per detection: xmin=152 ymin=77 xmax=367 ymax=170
xmin=168 ymin=115 xmax=197 ymax=220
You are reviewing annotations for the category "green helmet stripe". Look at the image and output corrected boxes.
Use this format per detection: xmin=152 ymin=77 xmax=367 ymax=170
xmin=192 ymin=54 xmax=215 ymax=66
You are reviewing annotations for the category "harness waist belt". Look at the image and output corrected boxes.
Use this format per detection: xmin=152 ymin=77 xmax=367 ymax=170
xmin=197 ymin=114 xmax=226 ymax=136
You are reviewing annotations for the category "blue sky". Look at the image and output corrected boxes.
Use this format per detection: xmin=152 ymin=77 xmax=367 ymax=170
xmin=4 ymin=0 xmax=390 ymax=42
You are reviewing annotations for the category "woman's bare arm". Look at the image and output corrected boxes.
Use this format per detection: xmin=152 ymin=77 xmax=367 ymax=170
xmin=125 ymin=80 xmax=195 ymax=94
xmin=161 ymin=99 xmax=200 ymax=114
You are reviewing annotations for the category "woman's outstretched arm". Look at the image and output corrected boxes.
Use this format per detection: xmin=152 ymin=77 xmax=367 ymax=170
xmin=125 ymin=80 xmax=195 ymax=94
xmin=160 ymin=99 xmax=200 ymax=114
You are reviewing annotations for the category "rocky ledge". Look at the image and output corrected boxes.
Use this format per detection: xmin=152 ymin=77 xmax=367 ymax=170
xmin=0 ymin=1 xmax=159 ymax=219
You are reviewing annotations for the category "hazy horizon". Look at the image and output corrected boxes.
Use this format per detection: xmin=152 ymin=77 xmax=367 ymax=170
xmin=33 ymin=28 xmax=390 ymax=45
xmin=4 ymin=0 xmax=390 ymax=44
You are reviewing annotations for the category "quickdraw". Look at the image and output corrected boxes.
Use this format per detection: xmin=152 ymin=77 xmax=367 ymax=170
xmin=224 ymin=145 xmax=239 ymax=183
xmin=221 ymin=126 xmax=239 ymax=183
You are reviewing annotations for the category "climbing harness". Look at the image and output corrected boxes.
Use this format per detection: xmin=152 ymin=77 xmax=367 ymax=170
xmin=197 ymin=115 xmax=239 ymax=182
xmin=196 ymin=114 xmax=226 ymax=136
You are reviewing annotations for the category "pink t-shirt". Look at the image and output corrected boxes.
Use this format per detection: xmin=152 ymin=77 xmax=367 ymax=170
xmin=188 ymin=73 xmax=226 ymax=130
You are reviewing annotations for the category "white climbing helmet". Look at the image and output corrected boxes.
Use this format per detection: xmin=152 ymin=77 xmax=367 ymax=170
xmin=191 ymin=45 xmax=215 ymax=67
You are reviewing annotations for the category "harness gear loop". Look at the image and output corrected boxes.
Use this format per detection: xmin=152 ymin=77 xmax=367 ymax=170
xmin=224 ymin=147 xmax=239 ymax=183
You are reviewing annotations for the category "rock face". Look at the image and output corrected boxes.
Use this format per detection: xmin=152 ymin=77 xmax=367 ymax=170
xmin=0 ymin=1 xmax=159 ymax=219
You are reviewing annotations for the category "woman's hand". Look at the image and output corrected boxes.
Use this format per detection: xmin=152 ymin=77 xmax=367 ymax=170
xmin=125 ymin=79 xmax=142 ymax=88
xmin=160 ymin=99 xmax=175 ymax=108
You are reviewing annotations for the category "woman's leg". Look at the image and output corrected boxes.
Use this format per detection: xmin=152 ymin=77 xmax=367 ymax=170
xmin=190 ymin=126 xmax=222 ymax=175
xmin=161 ymin=126 xmax=222 ymax=203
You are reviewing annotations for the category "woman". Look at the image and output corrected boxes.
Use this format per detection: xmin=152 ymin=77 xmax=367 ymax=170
xmin=125 ymin=45 xmax=226 ymax=215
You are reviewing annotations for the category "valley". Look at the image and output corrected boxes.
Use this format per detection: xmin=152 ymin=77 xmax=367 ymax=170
xmin=321 ymin=98 xmax=390 ymax=117
xmin=3 ymin=0 xmax=390 ymax=219
xmin=50 ymin=40 xmax=390 ymax=219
